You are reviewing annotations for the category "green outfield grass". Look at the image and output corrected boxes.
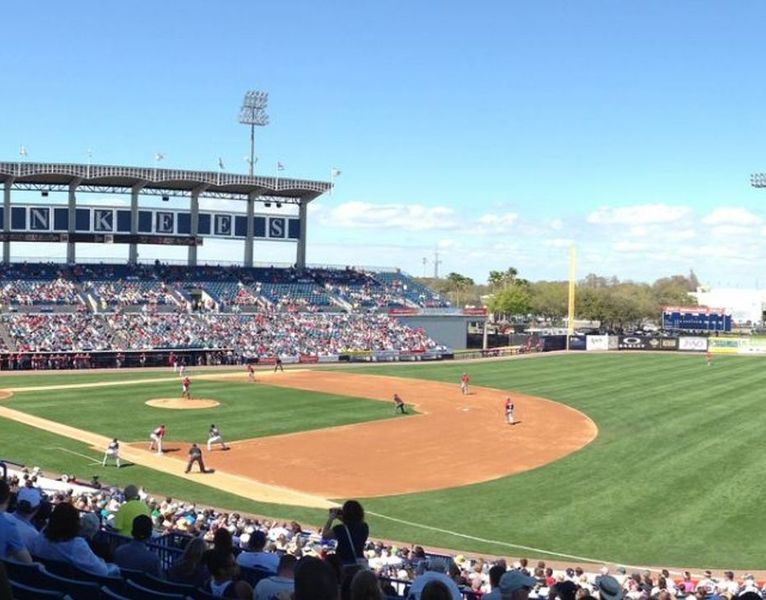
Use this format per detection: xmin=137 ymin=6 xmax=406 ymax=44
xmin=2 ymin=353 xmax=765 ymax=568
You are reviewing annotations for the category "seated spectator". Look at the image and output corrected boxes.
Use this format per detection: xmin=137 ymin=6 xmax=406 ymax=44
xmin=407 ymin=558 xmax=462 ymax=600
xmin=0 ymin=480 xmax=32 ymax=563
xmin=9 ymin=487 xmax=41 ymax=551
xmin=349 ymin=569 xmax=383 ymax=600
xmin=254 ymin=554 xmax=297 ymax=600
xmin=113 ymin=484 xmax=151 ymax=537
xmin=294 ymin=556 xmax=339 ymax=600
xmin=167 ymin=536 xmax=209 ymax=588
xmin=236 ymin=529 xmax=279 ymax=572
xmin=595 ymin=575 xmax=624 ymax=600
xmin=113 ymin=514 xmax=162 ymax=577
xmin=79 ymin=511 xmax=112 ymax=562
xmin=202 ymin=548 xmax=252 ymax=599
xmin=31 ymin=502 xmax=119 ymax=576
xmin=483 ymin=565 xmax=508 ymax=600
xmin=421 ymin=580 xmax=453 ymax=600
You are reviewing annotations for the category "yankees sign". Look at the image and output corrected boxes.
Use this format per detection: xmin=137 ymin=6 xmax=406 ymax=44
xmin=0 ymin=205 xmax=300 ymax=242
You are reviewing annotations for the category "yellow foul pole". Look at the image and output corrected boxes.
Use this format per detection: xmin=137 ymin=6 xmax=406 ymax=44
xmin=566 ymin=245 xmax=577 ymax=351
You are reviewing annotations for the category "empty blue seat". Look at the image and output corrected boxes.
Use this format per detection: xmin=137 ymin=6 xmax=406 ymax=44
xmin=125 ymin=579 xmax=188 ymax=600
xmin=1 ymin=557 xmax=45 ymax=586
xmin=39 ymin=571 xmax=102 ymax=600
xmin=9 ymin=580 xmax=71 ymax=599
xmin=101 ymin=585 xmax=132 ymax=600
xmin=139 ymin=573 xmax=195 ymax=596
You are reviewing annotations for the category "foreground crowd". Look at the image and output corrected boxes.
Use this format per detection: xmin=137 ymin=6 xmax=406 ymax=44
xmin=1 ymin=467 xmax=763 ymax=600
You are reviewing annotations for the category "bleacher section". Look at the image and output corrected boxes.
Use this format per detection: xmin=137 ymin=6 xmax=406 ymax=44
xmin=372 ymin=271 xmax=451 ymax=308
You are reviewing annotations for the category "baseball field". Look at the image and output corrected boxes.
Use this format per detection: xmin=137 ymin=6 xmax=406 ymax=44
xmin=1 ymin=352 xmax=764 ymax=569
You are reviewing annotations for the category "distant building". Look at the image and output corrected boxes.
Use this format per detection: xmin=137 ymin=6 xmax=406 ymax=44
xmin=691 ymin=288 xmax=766 ymax=324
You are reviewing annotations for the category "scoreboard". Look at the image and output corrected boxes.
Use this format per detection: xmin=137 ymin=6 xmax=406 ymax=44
xmin=662 ymin=306 xmax=732 ymax=332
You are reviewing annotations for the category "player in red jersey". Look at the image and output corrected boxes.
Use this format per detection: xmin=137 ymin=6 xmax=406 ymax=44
xmin=181 ymin=376 xmax=191 ymax=399
xmin=504 ymin=397 xmax=514 ymax=425
xmin=460 ymin=372 xmax=470 ymax=395
xmin=247 ymin=363 xmax=255 ymax=383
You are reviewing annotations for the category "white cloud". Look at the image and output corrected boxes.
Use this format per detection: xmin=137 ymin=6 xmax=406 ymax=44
xmin=319 ymin=201 xmax=458 ymax=231
xmin=709 ymin=224 xmax=756 ymax=238
xmin=613 ymin=241 xmax=649 ymax=253
xmin=587 ymin=204 xmax=691 ymax=225
xmin=545 ymin=238 xmax=573 ymax=248
xmin=702 ymin=207 xmax=762 ymax=226
xmin=550 ymin=218 xmax=564 ymax=231
xmin=476 ymin=212 xmax=519 ymax=227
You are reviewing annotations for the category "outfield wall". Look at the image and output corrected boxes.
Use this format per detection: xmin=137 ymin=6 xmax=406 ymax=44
xmin=560 ymin=334 xmax=766 ymax=355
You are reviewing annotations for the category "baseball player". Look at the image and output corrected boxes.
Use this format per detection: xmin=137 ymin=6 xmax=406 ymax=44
xmin=149 ymin=424 xmax=166 ymax=454
xmin=393 ymin=393 xmax=407 ymax=414
xmin=247 ymin=363 xmax=255 ymax=383
xmin=207 ymin=424 xmax=229 ymax=451
xmin=179 ymin=363 xmax=187 ymax=378
xmin=460 ymin=372 xmax=470 ymax=395
xmin=102 ymin=438 xmax=121 ymax=468
xmin=504 ymin=397 xmax=515 ymax=425
xmin=705 ymin=351 xmax=713 ymax=367
xmin=274 ymin=356 xmax=284 ymax=372
xmin=181 ymin=376 xmax=191 ymax=399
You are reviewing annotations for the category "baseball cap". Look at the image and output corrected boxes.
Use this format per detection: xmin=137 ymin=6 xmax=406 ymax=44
xmin=16 ymin=487 xmax=42 ymax=511
xmin=123 ymin=484 xmax=139 ymax=499
xmin=499 ymin=570 xmax=537 ymax=594
xmin=596 ymin=575 xmax=624 ymax=600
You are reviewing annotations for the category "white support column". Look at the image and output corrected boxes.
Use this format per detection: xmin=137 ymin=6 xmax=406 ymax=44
xmin=66 ymin=179 xmax=82 ymax=264
xmin=296 ymin=197 xmax=308 ymax=271
xmin=2 ymin=178 xmax=12 ymax=265
xmin=129 ymin=183 xmax=144 ymax=265
xmin=244 ymin=191 xmax=256 ymax=267
xmin=188 ymin=187 xmax=202 ymax=266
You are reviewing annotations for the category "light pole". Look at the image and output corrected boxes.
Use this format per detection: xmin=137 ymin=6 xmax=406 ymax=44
xmin=239 ymin=91 xmax=269 ymax=177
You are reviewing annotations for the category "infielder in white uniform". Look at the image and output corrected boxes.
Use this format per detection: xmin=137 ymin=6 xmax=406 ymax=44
xmin=102 ymin=438 xmax=121 ymax=468
xmin=207 ymin=424 xmax=229 ymax=451
xmin=150 ymin=424 xmax=166 ymax=454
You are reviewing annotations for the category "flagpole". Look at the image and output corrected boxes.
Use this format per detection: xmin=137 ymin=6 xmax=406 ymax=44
xmin=275 ymin=161 xmax=279 ymax=190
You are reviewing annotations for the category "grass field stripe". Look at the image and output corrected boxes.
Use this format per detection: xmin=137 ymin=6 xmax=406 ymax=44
xmin=367 ymin=510 xmax=610 ymax=562
xmin=368 ymin=510 xmax=681 ymax=572
xmin=44 ymin=446 xmax=100 ymax=463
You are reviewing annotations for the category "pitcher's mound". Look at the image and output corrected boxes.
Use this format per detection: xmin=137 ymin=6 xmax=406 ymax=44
xmin=0 ymin=390 xmax=13 ymax=401
xmin=146 ymin=398 xmax=220 ymax=409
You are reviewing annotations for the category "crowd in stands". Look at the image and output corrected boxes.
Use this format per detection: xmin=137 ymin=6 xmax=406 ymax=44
xmin=0 ymin=312 xmax=442 ymax=356
xmin=0 ymin=262 xmax=451 ymax=313
xmin=2 ymin=464 xmax=764 ymax=600
xmin=0 ymin=278 xmax=83 ymax=307
xmin=88 ymin=281 xmax=179 ymax=308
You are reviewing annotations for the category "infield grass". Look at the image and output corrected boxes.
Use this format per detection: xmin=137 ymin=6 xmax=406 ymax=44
xmin=2 ymin=353 xmax=765 ymax=568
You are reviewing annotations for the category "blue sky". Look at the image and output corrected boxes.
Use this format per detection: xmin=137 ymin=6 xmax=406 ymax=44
xmin=2 ymin=1 xmax=766 ymax=286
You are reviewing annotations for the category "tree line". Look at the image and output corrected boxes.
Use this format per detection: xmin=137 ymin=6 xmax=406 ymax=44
xmin=418 ymin=268 xmax=700 ymax=330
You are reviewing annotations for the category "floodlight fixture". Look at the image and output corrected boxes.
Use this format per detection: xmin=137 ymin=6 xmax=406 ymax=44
xmin=751 ymin=173 xmax=766 ymax=188
xmin=239 ymin=90 xmax=270 ymax=177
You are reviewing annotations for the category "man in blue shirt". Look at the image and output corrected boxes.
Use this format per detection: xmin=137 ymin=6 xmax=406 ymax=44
xmin=0 ymin=480 xmax=32 ymax=563
xmin=113 ymin=515 xmax=162 ymax=577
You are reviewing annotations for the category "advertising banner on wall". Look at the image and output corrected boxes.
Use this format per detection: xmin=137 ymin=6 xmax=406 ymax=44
xmin=678 ymin=337 xmax=708 ymax=352
xmin=617 ymin=336 xmax=649 ymax=350
xmin=707 ymin=338 xmax=743 ymax=354
xmin=586 ymin=335 xmax=610 ymax=351
xmin=646 ymin=337 xmax=679 ymax=351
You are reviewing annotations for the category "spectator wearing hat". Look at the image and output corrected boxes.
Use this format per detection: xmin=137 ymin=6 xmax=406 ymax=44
xmin=113 ymin=515 xmax=162 ymax=577
xmin=10 ymin=487 xmax=42 ymax=550
xmin=203 ymin=548 xmax=253 ymax=599
xmin=407 ymin=558 xmax=463 ymax=600
xmin=0 ymin=480 xmax=32 ymax=563
xmin=112 ymin=484 xmax=151 ymax=537
xmin=498 ymin=570 xmax=538 ymax=600
xmin=236 ymin=529 xmax=279 ymax=573
xmin=595 ymin=575 xmax=624 ymax=600
xmin=79 ymin=512 xmax=112 ymax=562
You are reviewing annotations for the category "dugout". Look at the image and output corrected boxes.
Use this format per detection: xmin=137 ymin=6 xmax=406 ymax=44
xmin=396 ymin=312 xmax=486 ymax=350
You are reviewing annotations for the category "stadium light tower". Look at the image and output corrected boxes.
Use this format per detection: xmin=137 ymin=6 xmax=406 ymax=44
xmin=239 ymin=90 xmax=269 ymax=176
